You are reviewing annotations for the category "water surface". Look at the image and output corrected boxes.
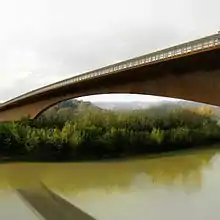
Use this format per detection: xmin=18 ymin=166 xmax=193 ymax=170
xmin=0 ymin=148 xmax=220 ymax=219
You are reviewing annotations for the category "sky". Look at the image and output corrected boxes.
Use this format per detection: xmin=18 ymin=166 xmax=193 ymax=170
xmin=0 ymin=0 xmax=219 ymax=103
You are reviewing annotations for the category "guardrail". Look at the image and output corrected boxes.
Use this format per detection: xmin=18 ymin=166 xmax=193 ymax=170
xmin=1 ymin=31 xmax=219 ymax=107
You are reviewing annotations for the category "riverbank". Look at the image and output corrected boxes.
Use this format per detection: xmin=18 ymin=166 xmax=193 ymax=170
xmin=0 ymin=103 xmax=220 ymax=162
xmin=1 ymin=143 xmax=219 ymax=164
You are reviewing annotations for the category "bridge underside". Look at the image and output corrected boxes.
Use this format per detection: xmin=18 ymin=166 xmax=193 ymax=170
xmin=0 ymin=48 xmax=220 ymax=122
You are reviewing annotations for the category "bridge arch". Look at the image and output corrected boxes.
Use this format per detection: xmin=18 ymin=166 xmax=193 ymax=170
xmin=34 ymin=92 xmax=175 ymax=119
xmin=0 ymin=45 xmax=219 ymax=122
xmin=30 ymin=66 xmax=220 ymax=120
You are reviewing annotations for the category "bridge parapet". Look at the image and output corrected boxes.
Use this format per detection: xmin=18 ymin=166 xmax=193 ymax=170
xmin=0 ymin=31 xmax=219 ymax=108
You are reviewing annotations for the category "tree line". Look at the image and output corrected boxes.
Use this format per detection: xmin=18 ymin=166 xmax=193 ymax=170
xmin=0 ymin=100 xmax=219 ymax=161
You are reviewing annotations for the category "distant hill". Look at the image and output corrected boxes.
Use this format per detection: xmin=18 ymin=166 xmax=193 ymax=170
xmin=93 ymin=100 xmax=220 ymax=117
xmin=93 ymin=101 xmax=167 ymax=110
xmin=41 ymin=99 xmax=102 ymax=119
xmin=93 ymin=100 xmax=216 ymax=110
xmin=41 ymin=99 xmax=220 ymax=120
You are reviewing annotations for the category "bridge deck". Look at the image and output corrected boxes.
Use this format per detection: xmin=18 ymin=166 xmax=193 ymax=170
xmin=0 ymin=32 xmax=219 ymax=110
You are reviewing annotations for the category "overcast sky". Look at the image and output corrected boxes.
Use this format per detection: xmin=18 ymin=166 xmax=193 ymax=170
xmin=0 ymin=0 xmax=219 ymax=103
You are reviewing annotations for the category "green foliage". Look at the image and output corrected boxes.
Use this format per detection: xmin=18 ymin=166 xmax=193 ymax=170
xmin=0 ymin=100 xmax=220 ymax=161
xmin=150 ymin=128 xmax=165 ymax=144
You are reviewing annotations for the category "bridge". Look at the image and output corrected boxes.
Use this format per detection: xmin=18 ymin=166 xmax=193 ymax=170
xmin=0 ymin=31 xmax=219 ymax=122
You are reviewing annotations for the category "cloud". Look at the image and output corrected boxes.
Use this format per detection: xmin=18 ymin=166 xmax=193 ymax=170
xmin=0 ymin=0 xmax=219 ymax=102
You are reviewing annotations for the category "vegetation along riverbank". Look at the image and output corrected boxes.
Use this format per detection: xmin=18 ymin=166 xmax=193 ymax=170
xmin=0 ymin=100 xmax=220 ymax=162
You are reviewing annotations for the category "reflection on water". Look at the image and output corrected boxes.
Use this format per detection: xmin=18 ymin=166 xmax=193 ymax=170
xmin=0 ymin=148 xmax=220 ymax=219
xmin=0 ymin=190 xmax=40 ymax=220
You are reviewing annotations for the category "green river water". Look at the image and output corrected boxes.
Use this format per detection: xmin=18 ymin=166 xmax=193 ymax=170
xmin=0 ymin=147 xmax=220 ymax=220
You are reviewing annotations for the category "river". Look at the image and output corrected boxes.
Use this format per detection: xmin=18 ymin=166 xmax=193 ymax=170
xmin=0 ymin=147 xmax=220 ymax=220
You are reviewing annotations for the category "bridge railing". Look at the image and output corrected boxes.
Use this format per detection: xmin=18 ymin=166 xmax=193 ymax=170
xmin=1 ymin=31 xmax=219 ymax=107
